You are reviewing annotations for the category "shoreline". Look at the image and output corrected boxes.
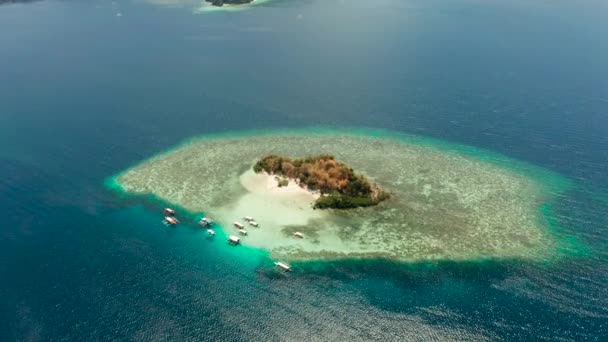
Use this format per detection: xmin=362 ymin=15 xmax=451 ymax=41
xmin=239 ymin=169 xmax=321 ymax=201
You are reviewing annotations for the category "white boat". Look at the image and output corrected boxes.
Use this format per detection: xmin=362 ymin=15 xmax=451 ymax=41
xmin=207 ymin=229 xmax=215 ymax=236
xmin=233 ymin=222 xmax=244 ymax=229
xmin=249 ymin=221 xmax=259 ymax=228
xmin=228 ymin=235 xmax=240 ymax=245
xmin=238 ymin=229 xmax=248 ymax=236
xmin=164 ymin=216 xmax=178 ymax=226
xmin=274 ymin=262 xmax=291 ymax=272
xmin=293 ymin=232 xmax=304 ymax=239
xmin=163 ymin=208 xmax=175 ymax=216
xmin=199 ymin=217 xmax=213 ymax=227
xmin=244 ymin=216 xmax=254 ymax=222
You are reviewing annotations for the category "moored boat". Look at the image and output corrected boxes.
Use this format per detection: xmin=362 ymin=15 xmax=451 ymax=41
xmin=274 ymin=262 xmax=291 ymax=272
xmin=164 ymin=216 xmax=178 ymax=226
xmin=228 ymin=235 xmax=240 ymax=245
xmin=199 ymin=217 xmax=213 ymax=227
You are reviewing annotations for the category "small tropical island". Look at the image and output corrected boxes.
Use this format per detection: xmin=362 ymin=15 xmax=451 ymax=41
xmin=109 ymin=129 xmax=571 ymax=262
xmin=205 ymin=0 xmax=253 ymax=7
xmin=253 ymin=155 xmax=390 ymax=209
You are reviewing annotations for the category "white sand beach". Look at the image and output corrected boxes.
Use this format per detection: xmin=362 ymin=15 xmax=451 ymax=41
xmin=213 ymin=170 xmax=328 ymax=252
xmin=239 ymin=170 xmax=320 ymax=201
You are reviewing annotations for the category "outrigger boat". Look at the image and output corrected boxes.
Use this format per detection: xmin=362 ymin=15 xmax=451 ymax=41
xmin=199 ymin=217 xmax=213 ymax=227
xmin=293 ymin=232 xmax=304 ymax=239
xmin=238 ymin=229 xmax=248 ymax=236
xmin=233 ymin=222 xmax=245 ymax=229
xmin=207 ymin=229 xmax=215 ymax=237
xmin=228 ymin=235 xmax=240 ymax=245
xmin=163 ymin=208 xmax=175 ymax=216
xmin=164 ymin=216 xmax=178 ymax=226
xmin=274 ymin=262 xmax=291 ymax=272
xmin=244 ymin=216 xmax=254 ymax=222
xmin=249 ymin=221 xmax=259 ymax=228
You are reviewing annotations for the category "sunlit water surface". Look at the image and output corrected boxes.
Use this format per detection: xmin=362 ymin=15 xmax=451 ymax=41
xmin=1 ymin=0 xmax=607 ymax=340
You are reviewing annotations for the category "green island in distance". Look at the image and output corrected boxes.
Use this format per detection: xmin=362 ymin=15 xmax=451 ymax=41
xmin=253 ymin=155 xmax=390 ymax=209
xmin=196 ymin=0 xmax=274 ymax=12
xmin=107 ymin=128 xmax=581 ymax=262
xmin=205 ymin=0 xmax=253 ymax=7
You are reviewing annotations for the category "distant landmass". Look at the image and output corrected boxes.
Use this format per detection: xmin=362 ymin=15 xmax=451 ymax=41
xmin=0 ymin=0 xmax=42 ymax=5
xmin=205 ymin=0 xmax=253 ymax=7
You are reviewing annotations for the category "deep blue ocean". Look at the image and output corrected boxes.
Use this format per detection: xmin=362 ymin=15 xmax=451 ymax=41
xmin=1 ymin=0 xmax=607 ymax=340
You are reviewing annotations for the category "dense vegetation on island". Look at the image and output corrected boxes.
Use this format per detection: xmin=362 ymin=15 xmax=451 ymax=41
xmin=253 ymin=155 xmax=390 ymax=209
xmin=205 ymin=0 xmax=253 ymax=6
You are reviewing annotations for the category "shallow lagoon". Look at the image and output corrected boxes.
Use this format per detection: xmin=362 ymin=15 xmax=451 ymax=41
xmin=111 ymin=128 xmax=570 ymax=262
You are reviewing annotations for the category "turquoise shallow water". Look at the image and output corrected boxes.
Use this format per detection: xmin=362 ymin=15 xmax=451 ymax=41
xmin=1 ymin=0 xmax=607 ymax=340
